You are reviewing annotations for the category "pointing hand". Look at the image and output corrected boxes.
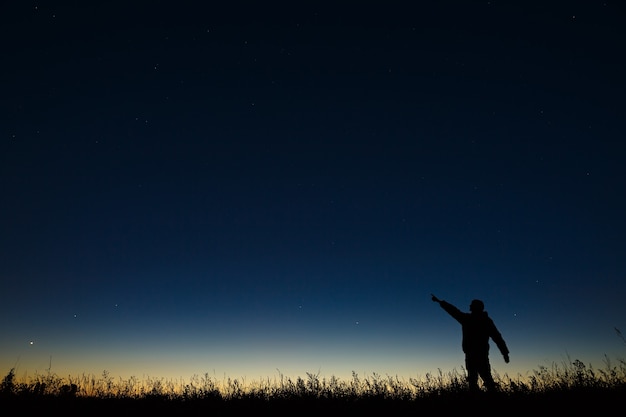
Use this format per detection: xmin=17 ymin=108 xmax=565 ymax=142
xmin=431 ymin=294 xmax=440 ymax=303
xmin=504 ymin=354 xmax=510 ymax=363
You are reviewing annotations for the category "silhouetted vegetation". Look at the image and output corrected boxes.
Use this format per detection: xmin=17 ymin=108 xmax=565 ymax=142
xmin=2 ymin=357 xmax=625 ymax=415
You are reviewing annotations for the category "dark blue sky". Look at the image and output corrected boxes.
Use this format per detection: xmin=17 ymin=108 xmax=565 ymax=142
xmin=1 ymin=1 xmax=625 ymax=382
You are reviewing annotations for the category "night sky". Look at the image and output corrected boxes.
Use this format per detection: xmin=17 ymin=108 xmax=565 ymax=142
xmin=2 ymin=2 xmax=625 ymax=383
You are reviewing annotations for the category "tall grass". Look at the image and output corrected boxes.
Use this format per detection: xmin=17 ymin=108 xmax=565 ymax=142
xmin=2 ymin=355 xmax=625 ymax=401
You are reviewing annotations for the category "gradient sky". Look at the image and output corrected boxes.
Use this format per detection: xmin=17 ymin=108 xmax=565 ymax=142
xmin=2 ymin=1 xmax=625 ymax=384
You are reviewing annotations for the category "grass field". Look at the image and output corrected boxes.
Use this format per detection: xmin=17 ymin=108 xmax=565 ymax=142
xmin=2 ymin=356 xmax=625 ymax=415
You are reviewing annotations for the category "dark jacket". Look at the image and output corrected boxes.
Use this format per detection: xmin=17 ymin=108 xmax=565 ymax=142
xmin=439 ymin=300 xmax=509 ymax=357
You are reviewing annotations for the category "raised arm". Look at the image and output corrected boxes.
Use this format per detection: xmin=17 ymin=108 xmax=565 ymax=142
xmin=431 ymin=294 xmax=465 ymax=323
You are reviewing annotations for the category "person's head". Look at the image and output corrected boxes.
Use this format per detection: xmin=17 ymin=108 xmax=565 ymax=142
xmin=469 ymin=299 xmax=485 ymax=313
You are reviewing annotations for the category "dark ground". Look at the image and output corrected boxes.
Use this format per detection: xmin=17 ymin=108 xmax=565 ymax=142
xmin=2 ymin=388 xmax=623 ymax=416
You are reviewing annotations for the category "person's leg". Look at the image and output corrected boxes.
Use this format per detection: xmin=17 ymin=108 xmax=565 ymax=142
xmin=465 ymin=355 xmax=480 ymax=392
xmin=477 ymin=356 xmax=497 ymax=391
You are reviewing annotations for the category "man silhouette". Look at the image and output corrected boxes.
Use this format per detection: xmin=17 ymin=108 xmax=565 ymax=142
xmin=431 ymin=294 xmax=509 ymax=392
